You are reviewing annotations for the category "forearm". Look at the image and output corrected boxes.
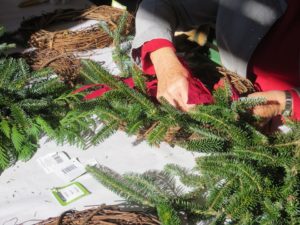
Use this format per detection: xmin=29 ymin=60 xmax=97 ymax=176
xmin=150 ymin=47 xmax=189 ymax=80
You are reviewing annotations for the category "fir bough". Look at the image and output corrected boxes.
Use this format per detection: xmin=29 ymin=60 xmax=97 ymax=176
xmin=0 ymin=26 xmax=83 ymax=171
xmin=88 ymin=120 xmax=300 ymax=224
xmin=80 ymin=16 xmax=300 ymax=224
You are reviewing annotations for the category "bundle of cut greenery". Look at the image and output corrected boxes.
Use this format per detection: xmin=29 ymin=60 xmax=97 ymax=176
xmin=83 ymin=60 xmax=300 ymax=223
xmin=1 ymin=13 xmax=299 ymax=224
xmin=85 ymin=99 xmax=300 ymax=224
xmin=0 ymin=26 xmax=85 ymax=171
xmin=66 ymin=15 xmax=300 ymax=225
xmin=0 ymin=14 xmax=133 ymax=171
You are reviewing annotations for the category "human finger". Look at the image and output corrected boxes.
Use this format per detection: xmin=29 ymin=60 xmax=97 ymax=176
xmin=177 ymin=92 xmax=195 ymax=112
xmin=157 ymin=92 xmax=178 ymax=108
xmin=251 ymin=103 xmax=280 ymax=118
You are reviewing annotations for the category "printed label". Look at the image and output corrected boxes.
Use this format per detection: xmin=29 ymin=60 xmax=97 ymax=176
xmin=52 ymin=182 xmax=90 ymax=206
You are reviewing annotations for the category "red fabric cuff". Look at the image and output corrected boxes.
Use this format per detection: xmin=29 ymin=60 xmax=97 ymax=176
xmin=141 ymin=39 xmax=175 ymax=75
xmin=290 ymin=89 xmax=300 ymax=121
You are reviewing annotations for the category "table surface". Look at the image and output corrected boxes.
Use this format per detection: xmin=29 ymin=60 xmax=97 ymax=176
xmin=0 ymin=1 xmax=199 ymax=224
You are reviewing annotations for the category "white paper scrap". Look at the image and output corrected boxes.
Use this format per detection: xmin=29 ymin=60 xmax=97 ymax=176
xmin=37 ymin=152 xmax=86 ymax=181
xmin=37 ymin=152 xmax=70 ymax=174
xmin=54 ymin=158 xmax=86 ymax=182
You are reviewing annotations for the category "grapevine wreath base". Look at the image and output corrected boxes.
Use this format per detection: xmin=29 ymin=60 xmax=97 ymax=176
xmin=35 ymin=205 xmax=160 ymax=225
xmin=19 ymin=5 xmax=134 ymax=46
xmin=21 ymin=5 xmax=134 ymax=85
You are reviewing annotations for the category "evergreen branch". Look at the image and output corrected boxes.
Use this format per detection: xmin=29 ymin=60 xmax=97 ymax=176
xmin=114 ymin=11 xmax=128 ymax=39
xmin=17 ymin=58 xmax=30 ymax=79
xmin=11 ymin=125 xmax=25 ymax=153
xmin=241 ymin=123 xmax=269 ymax=146
xmin=145 ymin=171 xmax=184 ymax=197
xmin=19 ymin=98 xmax=52 ymax=111
xmin=81 ymin=60 xmax=158 ymax=113
xmin=96 ymin=108 xmax=123 ymax=122
xmin=188 ymin=126 xmax=224 ymax=140
xmin=261 ymin=199 xmax=282 ymax=223
xmin=190 ymin=107 xmax=231 ymax=131
xmin=0 ymin=26 xmax=81 ymax=170
xmin=87 ymin=165 xmax=154 ymax=207
xmin=156 ymin=201 xmax=181 ymax=225
xmin=0 ymin=144 xmax=10 ymax=169
xmin=225 ymin=189 xmax=258 ymax=220
xmin=0 ymin=120 xmax=10 ymax=138
xmin=33 ymin=79 xmax=64 ymax=96
xmin=122 ymin=87 xmax=158 ymax=115
xmin=164 ymin=164 xmax=204 ymax=188
xmin=30 ymin=67 xmax=53 ymax=79
xmin=159 ymin=97 xmax=190 ymax=124
xmin=18 ymin=142 xmax=37 ymax=161
xmin=81 ymin=59 xmax=119 ymax=87
xmin=272 ymin=141 xmax=300 ymax=148
xmin=126 ymin=120 xmax=144 ymax=135
xmin=190 ymin=111 xmax=249 ymax=147
xmin=197 ymin=156 xmax=264 ymax=192
xmin=207 ymin=177 xmax=236 ymax=211
xmin=0 ymin=58 xmax=16 ymax=87
xmin=231 ymin=97 xmax=267 ymax=112
xmin=0 ymin=43 xmax=16 ymax=53
xmin=213 ymin=81 xmax=232 ymax=108
xmin=10 ymin=104 xmax=30 ymax=128
xmin=0 ymin=27 xmax=15 ymax=53
xmin=91 ymin=120 xmax=119 ymax=145
xmin=60 ymin=110 xmax=95 ymax=128
xmin=232 ymin=147 xmax=279 ymax=165
xmin=146 ymin=122 xmax=169 ymax=146
xmin=179 ymin=138 xmax=226 ymax=153
xmin=132 ymin=67 xmax=146 ymax=93
xmin=111 ymin=12 xmax=130 ymax=78
xmin=54 ymin=91 xmax=83 ymax=106
xmin=98 ymin=21 xmax=114 ymax=37
xmin=172 ymin=198 xmax=220 ymax=217
xmin=35 ymin=116 xmax=57 ymax=139
xmin=123 ymin=172 xmax=170 ymax=201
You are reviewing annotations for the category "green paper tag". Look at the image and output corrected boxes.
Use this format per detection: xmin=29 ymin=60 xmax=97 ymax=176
xmin=52 ymin=182 xmax=90 ymax=206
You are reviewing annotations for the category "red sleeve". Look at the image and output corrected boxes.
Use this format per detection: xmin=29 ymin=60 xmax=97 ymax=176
xmin=290 ymin=89 xmax=300 ymax=120
xmin=141 ymin=38 xmax=175 ymax=75
xmin=140 ymin=38 xmax=213 ymax=104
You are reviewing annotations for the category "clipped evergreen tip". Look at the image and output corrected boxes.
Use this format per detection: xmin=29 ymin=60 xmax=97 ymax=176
xmin=87 ymin=164 xmax=155 ymax=207
xmin=0 ymin=26 xmax=16 ymax=53
xmin=156 ymin=201 xmax=182 ymax=225
xmin=231 ymin=96 xmax=267 ymax=112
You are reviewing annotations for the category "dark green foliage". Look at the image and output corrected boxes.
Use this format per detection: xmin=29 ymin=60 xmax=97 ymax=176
xmin=0 ymin=26 xmax=82 ymax=171
xmin=88 ymin=124 xmax=300 ymax=224
xmin=80 ymin=18 xmax=300 ymax=224
xmin=156 ymin=202 xmax=182 ymax=225
xmin=0 ymin=27 xmax=15 ymax=52
xmin=99 ymin=12 xmax=133 ymax=78
xmin=87 ymin=165 xmax=182 ymax=225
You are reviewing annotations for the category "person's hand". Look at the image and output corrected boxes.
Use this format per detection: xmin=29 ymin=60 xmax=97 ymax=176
xmin=247 ymin=91 xmax=286 ymax=118
xmin=247 ymin=91 xmax=287 ymax=132
xmin=150 ymin=47 xmax=195 ymax=112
